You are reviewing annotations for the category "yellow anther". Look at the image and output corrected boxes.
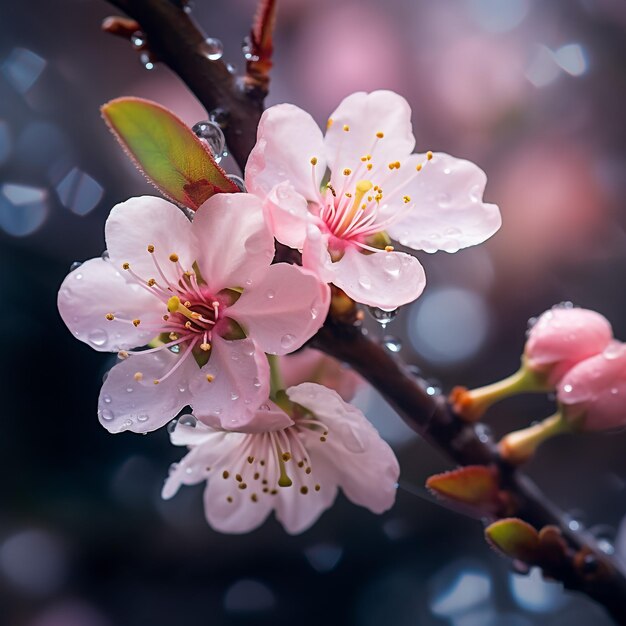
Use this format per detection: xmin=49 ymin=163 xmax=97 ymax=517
xmin=169 ymin=332 xmax=178 ymax=340
xmin=310 ymin=156 xmax=318 ymax=165
xmin=185 ymin=321 xmax=192 ymax=329
xmin=169 ymin=253 xmax=179 ymax=263
xmin=343 ymin=168 xmax=352 ymax=176
xmin=162 ymin=314 xmax=169 ymax=321
xmin=367 ymin=195 xmax=373 ymax=202
xmin=105 ymin=313 xmax=114 ymax=321
xmin=200 ymin=342 xmax=211 ymax=352
xmin=122 ymin=262 xmax=130 ymax=270
xmin=132 ymin=319 xmax=141 ymax=327
xmin=403 ymin=195 xmax=411 ymax=203
xmin=327 ymin=118 xmax=334 ymax=129
xmin=153 ymin=379 xmax=159 ymax=385
xmin=360 ymin=155 xmax=368 ymax=162
xmin=388 ymin=163 xmax=395 ymax=170
xmin=366 ymin=163 xmax=373 ymax=170
xmin=118 ymin=350 xmax=129 ymax=359
xmin=376 ymin=131 xmax=384 ymax=138
xmin=416 ymin=163 xmax=423 ymax=172
xmin=394 ymin=161 xmax=401 ymax=168
xmin=134 ymin=372 xmax=143 ymax=381
xmin=147 ymin=278 xmax=156 ymax=286
xmin=385 ymin=245 xmax=394 ymax=252
xmin=345 ymin=192 xmax=352 ymax=198
xmin=426 ymin=151 xmax=433 ymax=160
xmin=206 ymin=374 xmax=215 ymax=382
xmin=147 ymin=244 xmax=155 ymax=253
xmin=343 ymin=124 xmax=350 ymax=132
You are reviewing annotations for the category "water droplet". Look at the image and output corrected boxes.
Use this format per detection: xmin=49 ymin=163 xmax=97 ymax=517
xmin=310 ymin=307 xmax=319 ymax=320
xmin=101 ymin=250 xmax=110 ymax=261
xmin=167 ymin=419 xmax=178 ymax=434
xmin=139 ymin=51 xmax=155 ymax=70
xmin=383 ymin=335 xmax=402 ymax=352
xmin=185 ymin=466 xmax=193 ymax=474
xmin=178 ymin=414 xmax=197 ymax=428
xmin=242 ymin=36 xmax=259 ymax=61
xmin=122 ymin=419 xmax=133 ymax=429
xmin=603 ymin=343 xmax=625 ymax=360
xmin=126 ymin=387 xmax=133 ymax=393
xmin=88 ymin=328 xmax=107 ymax=347
xmin=226 ymin=62 xmax=237 ymax=74
xmin=209 ymin=107 xmax=229 ymax=129
xmin=169 ymin=344 xmax=181 ymax=354
xmin=253 ymin=377 xmax=262 ymax=388
xmin=266 ymin=289 xmax=275 ymax=299
xmin=280 ymin=334 xmax=296 ymax=350
xmin=74 ymin=272 xmax=83 ymax=281
xmin=192 ymin=120 xmax=225 ymax=161
xmin=178 ymin=385 xmax=186 ymax=393
xmin=562 ymin=384 xmax=573 ymax=394
xmin=367 ymin=306 xmax=398 ymax=329
xmin=475 ymin=423 xmax=492 ymax=443
xmin=358 ymin=275 xmax=372 ymax=290
xmin=230 ymin=392 xmax=240 ymax=401
xmin=382 ymin=253 xmax=401 ymax=278
xmin=137 ymin=414 xmax=149 ymax=423
xmin=100 ymin=409 xmax=113 ymax=421
xmin=130 ymin=31 xmax=145 ymax=49
xmin=437 ymin=192 xmax=451 ymax=207
xmin=103 ymin=394 xmax=112 ymax=404
xmin=227 ymin=175 xmax=246 ymax=192
xmin=70 ymin=261 xmax=82 ymax=272
xmin=198 ymin=37 xmax=223 ymax=61
xmin=338 ymin=422 xmax=368 ymax=453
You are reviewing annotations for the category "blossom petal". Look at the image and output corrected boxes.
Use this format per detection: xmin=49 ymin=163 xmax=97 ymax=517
xmin=192 ymin=193 xmax=274 ymax=292
xmin=386 ymin=153 xmax=501 ymax=253
xmin=263 ymin=181 xmax=310 ymax=249
xmin=332 ymin=247 xmax=426 ymax=308
xmin=189 ymin=336 xmax=270 ymax=430
xmin=302 ymin=224 xmax=335 ymax=284
xmin=324 ymin=91 xmax=415 ymax=177
xmin=163 ymin=426 xmax=240 ymax=498
xmin=273 ymin=455 xmax=339 ymax=535
xmin=287 ymin=383 xmax=399 ymax=514
xmin=203 ymin=469 xmax=274 ymax=534
xmin=98 ymin=350 xmax=195 ymax=434
xmin=235 ymin=402 xmax=294 ymax=434
xmin=228 ymin=264 xmax=330 ymax=355
xmin=105 ymin=196 xmax=198 ymax=284
xmin=58 ymin=257 xmax=161 ymax=352
xmin=245 ymin=103 xmax=326 ymax=201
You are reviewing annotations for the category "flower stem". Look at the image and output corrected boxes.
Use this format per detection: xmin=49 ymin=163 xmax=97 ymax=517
xmin=267 ymin=354 xmax=284 ymax=399
xmin=452 ymin=362 xmax=548 ymax=422
xmin=499 ymin=412 xmax=571 ymax=465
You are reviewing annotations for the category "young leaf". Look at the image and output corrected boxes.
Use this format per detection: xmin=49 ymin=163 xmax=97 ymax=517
xmin=102 ymin=97 xmax=238 ymax=209
xmin=485 ymin=518 xmax=540 ymax=562
xmin=426 ymin=466 xmax=499 ymax=507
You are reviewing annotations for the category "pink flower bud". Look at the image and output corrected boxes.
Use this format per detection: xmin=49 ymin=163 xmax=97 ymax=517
xmin=557 ymin=342 xmax=626 ymax=431
xmin=525 ymin=306 xmax=613 ymax=386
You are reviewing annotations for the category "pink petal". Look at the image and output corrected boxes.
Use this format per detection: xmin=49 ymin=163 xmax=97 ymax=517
xmin=324 ymin=91 xmax=415 ymax=178
xmin=263 ymin=181 xmax=310 ymax=249
xmin=281 ymin=348 xmax=362 ymax=402
xmin=386 ymin=153 xmax=501 ymax=253
xmin=99 ymin=350 xmax=196 ymax=434
xmin=228 ymin=263 xmax=330 ymax=355
xmin=203 ymin=470 xmax=274 ymax=534
xmin=192 ymin=193 xmax=274 ymax=292
xmin=332 ymin=247 xmax=426 ymax=308
xmin=105 ymin=196 xmax=198 ymax=285
xmin=245 ymin=103 xmax=326 ymax=201
xmin=302 ymin=224 xmax=335 ymax=284
xmin=273 ymin=456 xmax=339 ymax=535
xmin=58 ymin=257 xmax=161 ymax=352
xmin=287 ymin=383 xmax=399 ymax=514
xmin=235 ymin=401 xmax=294 ymax=434
xmin=189 ymin=336 xmax=270 ymax=430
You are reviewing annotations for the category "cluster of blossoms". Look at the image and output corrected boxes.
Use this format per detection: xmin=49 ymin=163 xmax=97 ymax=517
xmin=455 ymin=305 xmax=625 ymax=463
xmin=59 ymin=91 xmax=501 ymax=533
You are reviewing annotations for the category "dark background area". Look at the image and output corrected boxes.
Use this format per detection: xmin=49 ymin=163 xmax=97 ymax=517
xmin=2 ymin=0 xmax=626 ymax=624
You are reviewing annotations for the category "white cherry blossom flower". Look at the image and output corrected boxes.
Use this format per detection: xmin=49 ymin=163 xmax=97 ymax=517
xmin=163 ymin=383 xmax=400 ymax=534
xmin=58 ymin=194 xmax=330 ymax=434
xmin=246 ymin=90 xmax=501 ymax=308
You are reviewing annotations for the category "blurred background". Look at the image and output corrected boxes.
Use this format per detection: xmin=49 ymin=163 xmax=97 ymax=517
xmin=2 ymin=0 xmax=626 ymax=624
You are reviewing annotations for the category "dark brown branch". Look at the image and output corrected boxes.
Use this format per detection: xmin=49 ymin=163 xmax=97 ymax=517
xmin=101 ymin=1 xmax=626 ymax=622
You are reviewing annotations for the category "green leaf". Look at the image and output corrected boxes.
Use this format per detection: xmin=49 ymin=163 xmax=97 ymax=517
xmin=426 ymin=466 xmax=499 ymax=507
xmin=485 ymin=518 xmax=540 ymax=562
xmin=102 ymin=97 xmax=237 ymax=209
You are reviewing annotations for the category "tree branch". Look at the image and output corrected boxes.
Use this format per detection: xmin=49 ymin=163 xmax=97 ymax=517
xmin=101 ymin=1 xmax=626 ymax=622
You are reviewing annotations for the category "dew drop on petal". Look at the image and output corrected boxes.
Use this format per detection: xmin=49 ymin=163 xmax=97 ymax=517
xmin=102 ymin=394 xmax=112 ymax=404
xmin=280 ymin=334 xmax=296 ymax=350
xmin=358 ymin=275 xmax=372 ymax=290
xmin=266 ymin=289 xmax=275 ymax=299
xmin=310 ymin=307 xmax=319 ymax=320
xmin=70 ymin=261 xmax=82 ymax=272
xmin=253 ymin=377 xmax=262 ymax=388
xmin=603 ymin=343 xmax=625 ymax=360
xmin=100 ymin=409 xmax=113 ymax=421
xmin=178 ymin=414 xmax=197 ymax=428
xmin=382 ymin=254 xmax=401 ymax=278
xmin=137 ymin=414 xmax=149 ymax=423
xmin=88 ymin=328 xmax=107 ymax=347
xmin=338 ymin=422 xmax=368 ymax=453
xmin=167 ymin=419 xmax=178 ymax=434
xmin=230 ymin=392 xmax=240 ymax=401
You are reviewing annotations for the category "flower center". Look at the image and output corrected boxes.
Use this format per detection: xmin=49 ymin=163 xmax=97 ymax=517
xmin=212 ymin=412 xmax=330 ymax=504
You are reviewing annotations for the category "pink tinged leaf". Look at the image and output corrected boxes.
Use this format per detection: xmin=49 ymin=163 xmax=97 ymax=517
xmin=485 ymin=518 xmax=540 ymax=563
xmin=101 ymin=97 xmax=237 ymax=210
xmin=426 ymin=466 xmax=499 ymax=507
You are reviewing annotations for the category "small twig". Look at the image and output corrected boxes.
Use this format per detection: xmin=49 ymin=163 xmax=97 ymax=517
xmin=245 ymin=0 xmax=277 ymax=94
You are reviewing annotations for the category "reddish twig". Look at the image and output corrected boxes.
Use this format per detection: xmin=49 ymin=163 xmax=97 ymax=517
xmin=100 ymin=1 xmax=626 ymax=622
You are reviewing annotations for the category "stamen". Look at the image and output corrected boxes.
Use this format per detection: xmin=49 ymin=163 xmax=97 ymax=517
xmin=134 ymin=372 xmax=143 ymax=381
xmin=105 ymin=313 xmax=114 ymax=321
xmin=343 ymin=124 xmax=349 ymax=132
xmin=132 ymin=319 xmax=141 ymax=327
xmin=310 ymin=157 xmax=318 ymax=165
xmin=376 ymin=131 xmax=384 ymax=138
xmin=169 ymin=253 xmax=179 ymax=263
xmin=206 ymin=374 xmax=215 ymax=382
xmin=147 ymin=244 xmax=155 ymax=253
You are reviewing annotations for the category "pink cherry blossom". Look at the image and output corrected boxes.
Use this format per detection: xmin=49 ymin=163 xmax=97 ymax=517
xmin=58 ymin=194 xmax=330 ymax=434
xmin=281 ymin=348 xmax=362 ymax=402
xmin=245 ymin=90 xmax=501 ymax=308
xmin=557 ymin=342 xmax=626 ymax=431
xmin=163 ymin=383 xmax=399 ymax=534
xmin=525 ymin=305 xmax=613 ymax=386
